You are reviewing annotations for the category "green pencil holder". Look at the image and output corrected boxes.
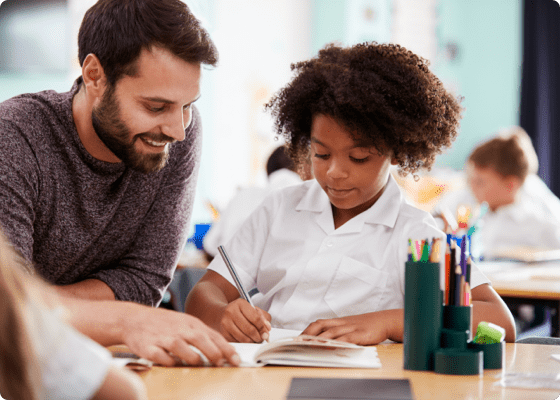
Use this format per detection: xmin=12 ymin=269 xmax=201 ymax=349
xmin=443 ymin=305 xmax=472 ymax=341
xmin=440 ymin=328 xmax=468 ymax=350
xmin=467 ymin=340 xmax=505 ymax=369
xmin=433 ymin=348 xmax=483 ymax=375
xmin=403 ymin=261 xmax=442 ymax=371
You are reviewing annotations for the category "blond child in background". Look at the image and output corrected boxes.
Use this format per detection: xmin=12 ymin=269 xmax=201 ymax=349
xmin=185 ymin=42 xmax=516 ymax=345
xmin=438 ymin=127 xmax=560 ymax=259
xmin=0 ymin=231 xmax=147 ymax=400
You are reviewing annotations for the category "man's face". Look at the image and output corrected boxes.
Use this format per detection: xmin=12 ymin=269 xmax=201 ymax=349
xmin=91 ymin=46 xmax=202 ymax=173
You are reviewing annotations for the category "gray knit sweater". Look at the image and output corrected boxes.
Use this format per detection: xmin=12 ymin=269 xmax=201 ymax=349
xmin=0 ymin=78 xmax=201 ymax=306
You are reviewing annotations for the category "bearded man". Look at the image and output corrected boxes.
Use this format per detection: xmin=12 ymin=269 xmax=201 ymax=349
xmin=0 ymin=0 xmax=240 ymax=368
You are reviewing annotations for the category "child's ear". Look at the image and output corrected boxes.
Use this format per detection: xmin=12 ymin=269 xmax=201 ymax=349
xmin=505 ymin=176 xmax=522 ymax=193
xmin=391 ymin=157 xmax=399 ymax=166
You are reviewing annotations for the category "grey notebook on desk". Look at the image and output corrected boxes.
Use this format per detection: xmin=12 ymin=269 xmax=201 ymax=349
xmin=286 ymin=378 xmax=414 ymax=400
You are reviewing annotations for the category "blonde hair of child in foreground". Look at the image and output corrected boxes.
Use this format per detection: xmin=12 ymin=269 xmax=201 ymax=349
xmin=0 ymin=230 xmax=147 ymax=400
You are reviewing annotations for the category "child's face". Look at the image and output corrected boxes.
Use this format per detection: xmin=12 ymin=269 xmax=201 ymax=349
xmin=310 ymin=114 xmax=396 ymax=221
xmin=466 ymin=162 xmax=519 ymax=210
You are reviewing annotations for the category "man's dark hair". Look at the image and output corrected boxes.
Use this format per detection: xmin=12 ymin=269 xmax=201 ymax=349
xmin=78 ymin=0 xmax=218 ymax=86
xmin=266 ymin=146 xmax=296 ymax=176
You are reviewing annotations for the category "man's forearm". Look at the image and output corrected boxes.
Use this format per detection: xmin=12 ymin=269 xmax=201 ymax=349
xmin=61 ymin=297 xmax=128 ymax=346
xmin=56 ymin=278 xmax=116 ymax=301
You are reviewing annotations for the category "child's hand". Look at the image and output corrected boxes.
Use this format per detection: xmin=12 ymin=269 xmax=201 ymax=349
xmin=301 ymin=310 xmax=403 ymax=345
xmin=219 ymin=299 xmax=271 ymax=343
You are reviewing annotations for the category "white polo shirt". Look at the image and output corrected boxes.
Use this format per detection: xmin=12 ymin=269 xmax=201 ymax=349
xmin=209 ymin=175 xmax=490 ymax=330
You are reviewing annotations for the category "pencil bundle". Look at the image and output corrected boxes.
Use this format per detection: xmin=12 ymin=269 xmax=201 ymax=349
xmin=407 ymin=238 xmax=441 ymax=263
xmin=444 ymin=233 xmax=471 ymax=306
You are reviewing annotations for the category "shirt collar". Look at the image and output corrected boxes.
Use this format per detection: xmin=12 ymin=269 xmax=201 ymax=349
xmin=295 ymin=174 xmax=404 ymax=234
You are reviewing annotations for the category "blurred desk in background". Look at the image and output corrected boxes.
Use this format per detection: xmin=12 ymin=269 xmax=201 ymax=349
xmin=479 ymin=260 xmax=560 ymax=337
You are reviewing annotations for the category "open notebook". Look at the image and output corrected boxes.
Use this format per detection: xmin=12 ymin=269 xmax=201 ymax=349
xmin=229 ymin=328 xmax=381 ymax=368
xmin=112 ymin=328 xmax=381 ymax=369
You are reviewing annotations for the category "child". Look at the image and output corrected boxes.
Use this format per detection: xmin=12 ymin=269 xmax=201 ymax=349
xmin=184 ymin=42 xmax=516 ymax=345
xmin=0 ymin=230 xmax=147 ymax=400
xmin=439 ymin=127 xmax=560 ymax=258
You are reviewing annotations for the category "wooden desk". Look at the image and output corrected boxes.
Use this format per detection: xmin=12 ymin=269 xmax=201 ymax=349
xmin=478 ymin=261 xmax=560 ymax=336
xmin=137 ymin=343 xmax=560 ymax=399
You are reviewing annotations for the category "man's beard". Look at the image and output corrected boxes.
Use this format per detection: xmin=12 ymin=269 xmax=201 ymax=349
xmin=91 ymin=85 xmax=173 ymax=173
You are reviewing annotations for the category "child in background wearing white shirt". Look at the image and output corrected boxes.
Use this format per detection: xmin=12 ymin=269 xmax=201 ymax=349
xmin=185 ymin=42 xmax=516 ymax=345
xmin=0 ymin=230 xmax=147 ymax=400
xmin=440 ymin=127 xmax=560 ymax=258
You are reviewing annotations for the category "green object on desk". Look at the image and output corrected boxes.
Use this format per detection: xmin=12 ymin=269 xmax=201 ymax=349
xmin=473 ymin=321 xmax=505 ymax=344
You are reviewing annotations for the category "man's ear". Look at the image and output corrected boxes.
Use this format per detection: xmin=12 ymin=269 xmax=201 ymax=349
xmin=81 ymin=53 xmax=107 ymax=97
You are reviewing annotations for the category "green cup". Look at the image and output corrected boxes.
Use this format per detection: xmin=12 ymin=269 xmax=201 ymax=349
xmin=404 ymin=261 xmax=442 ymax=371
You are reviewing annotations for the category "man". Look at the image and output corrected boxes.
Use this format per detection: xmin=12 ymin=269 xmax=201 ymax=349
xmin=0 ymin=0 xmax=239 ymax=366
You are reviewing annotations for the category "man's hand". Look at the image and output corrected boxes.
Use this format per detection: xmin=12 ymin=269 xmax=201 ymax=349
xmin=218 ymin=299 xmax=271 ymax=343
xmin=301 ymin=309 xmax=404 ymax=345
xmin=120 ymin=306 xmax=241 ymax=367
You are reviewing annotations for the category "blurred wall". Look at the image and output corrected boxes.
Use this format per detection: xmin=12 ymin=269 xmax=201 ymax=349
xmin=0 ymin=0 xmax=524 ymax=233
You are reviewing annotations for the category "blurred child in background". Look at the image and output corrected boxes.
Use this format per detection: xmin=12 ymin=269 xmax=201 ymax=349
xmin=438 ymin=127 xmax=560 ymax=259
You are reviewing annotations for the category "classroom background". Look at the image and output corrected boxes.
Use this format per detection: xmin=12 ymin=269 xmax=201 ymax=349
xmin=1 ymin=0 xmax=558 ymax=239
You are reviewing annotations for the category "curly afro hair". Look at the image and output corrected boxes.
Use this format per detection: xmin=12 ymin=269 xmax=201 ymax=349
xmin=265 ymin=42 xmax=463 ymax=176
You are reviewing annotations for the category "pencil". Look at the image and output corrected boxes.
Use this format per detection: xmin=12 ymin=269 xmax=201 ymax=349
xmin=420 ymin=240 xmax=430 ymax=262
xmin=466 ymin=255 xmax=472 ymax=285
xmin=429 ymin=238 xmax=441 ymax=263
xmin=460 ymin=235 xmax=467 ymax=275
xmin=445 ymin=242 xmax=450 ymax=305
xmin=455 ymin=263 xmax=463 ymax=306
xmin=448 ymin=239 xmax=457 ymax=305
xmin=464 ymin=282 xmax=471 ymax=306
xmin=217 ymin=245 xmax=254 ymax=306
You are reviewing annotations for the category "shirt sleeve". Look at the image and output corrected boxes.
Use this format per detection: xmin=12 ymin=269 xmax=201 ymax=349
xmin=25 ymin=305 xmax=112 ymax=400
xmin=207 ymin=190 xmax=276 ymax=291
xmin=89 ymin=109 xmax=202 ymax=306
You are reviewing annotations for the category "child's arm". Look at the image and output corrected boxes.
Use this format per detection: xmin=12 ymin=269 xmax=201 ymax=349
xmin=91 ymin=366 xmax=147 ymax=400
xmin=302 ymin=284 xmax=516 ymax=345
xmin=301 ymin=309 xmax=404 ymax=345
xmin=185 ymin=270 xmax=271 ymax=343
xmin=470 ymin=283 xmax=516 ymax=342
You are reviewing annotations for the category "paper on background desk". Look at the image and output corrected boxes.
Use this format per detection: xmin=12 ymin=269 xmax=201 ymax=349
xmin=496 ymin=355 xmax=560 ymax=390
xmin=496 ymin=372 xmax=560 ymax=390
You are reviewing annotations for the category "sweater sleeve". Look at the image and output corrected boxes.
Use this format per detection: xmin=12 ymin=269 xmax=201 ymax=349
xmin=0 ymin=110 xmax=41 ymax=268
